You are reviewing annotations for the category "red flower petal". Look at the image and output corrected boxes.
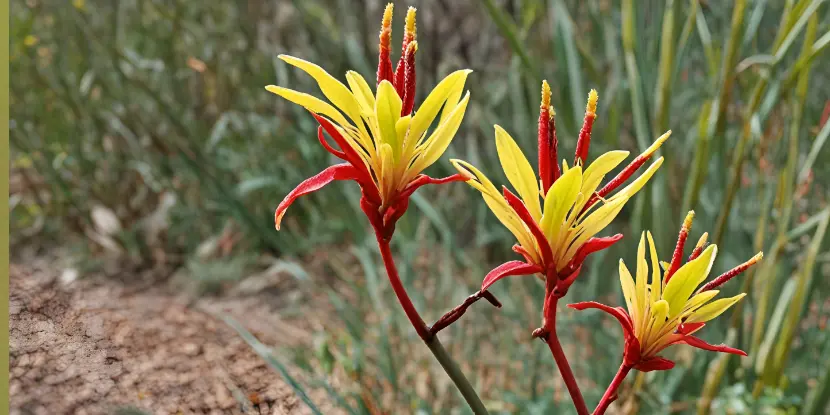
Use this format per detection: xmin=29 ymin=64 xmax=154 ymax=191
xmin=313 ymin=114 xmax=372 ymax=176
xmin=678 ymin=335 xmax=747 ymax=356
xmin=677 ymin=322 xmax=705 ymax=335
xmin=398 ymin=173 xmax=466 ymax=200
xmin=275 ymin=163 xmax=359 ymax=230
xmin=634 ymin=357 xmax=675 ymax=372
xmin=502 ymin=187 xmax=554 ymax=269
xmin=317 ymin=126 xmax=347 ymax=159
xmin=512 ymin=244 xmax=536 ymax=264
xmin=481 ymin=261 xmax=543 ymax=291
xmin=568 ymin=301 xmax=635 ymax=340
xmin=569 ymin=234 xmax=623 ymax=268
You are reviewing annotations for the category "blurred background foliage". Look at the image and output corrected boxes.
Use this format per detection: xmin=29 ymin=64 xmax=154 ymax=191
xmin=9 ymin=0 xmax=830 ymax=413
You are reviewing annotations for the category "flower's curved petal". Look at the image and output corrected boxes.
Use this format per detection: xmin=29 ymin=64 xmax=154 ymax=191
xmin=278 ymin=55 xmax=362 ymax=123
xmin=409 ymin=69 xmax=471 ymax=142
xmin=398 ymin=173 xmax=466 ymax=200
xmin=634 ymin=357 xmax=675 ymax=372
xmin=569 ymin=234 xmax=623 ymax=267
xmin=681 ymin=290 xmax=719 ymax=316
xmin=568 ymin=301 xmax=635 ymax=340
xmin=345 ymin=70 xmax=376 ymax=114
xmin=677 ymin=322 xmax=705 ymax=335
xmin=503 ymin=187 xmax=553 ymax=268
xmin=482 ymin=261 xmax=543 ymax=291
xmin=541 ymin=165 xmax=583 ymax=246
xmin=275 ymin=163 xmax=360 ymax=230
xmin=314 ymin=115 xmax=373 ymax=178
xmin=266 ymin=85 xmax=351 ymax=127
xmin=317 ymin=126 xmax=347 ymax=159
xmin=413 ymin=92 xmax=471 ymax=173
xmin=677 ymin=335 xmax=747 ymax=356
xmin=663 ymin=244 xmax=718 ymax=317
xmin=495 ymin=125 xmax=542 ymax=221
xmin=685 ymin=293 xmax=746 ymax=324
xmin=451 ymin=159 xmax=538 ymax=259
xmin=618 ymin=259 xmax=638 ymax=320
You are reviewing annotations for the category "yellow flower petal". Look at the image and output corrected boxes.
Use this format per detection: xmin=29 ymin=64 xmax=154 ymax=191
xmin=437 ymin=70 xmax=472 ymax=125
xmin=495 ymin=125 xmax=542 ymax=220
xmin=562 ymin=196 xmax=627 ymax=265
xmin=451 ymin=159 xmax=538 ymax=260
xmin=279 ymin=55 xmax=362 ymax=123
xmin=345 ymin=70 xmax=376 ymax=114
xmin=635 ymin=232 xmax=649 ymax=333
xmin=682 ymin=289 xmax=720 ymax=315
xmin=662 ymin=244 xmax=718 ymax=317
xmin=265 ymin=86 xmax=350 ymax=128
xmin=411 ymin=92 xmax=471 ymax=173
xmin=541 ymin=166 xmax=582 ymax=248
xmin=686 ymin=293 xmax=746 ymax=324
xmin=646 ymin=231 xmax=661 ymax=302
xmin=619 ymin=259 xmax=639 ymax=326
xmin=573 ymin=150 xmax=629 ymax=214
xmin=409 ymin=69 xmax=471 ymax=144
xmin=375 ymin=80 xmax=403 ymax=157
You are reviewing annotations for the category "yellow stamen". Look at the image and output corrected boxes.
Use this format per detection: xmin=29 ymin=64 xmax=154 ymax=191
xmin=749 ymin=251 xmax=764 ymax=265
xmin=382 ymin=3 xmax=394 ymax=29
xmin=695 ymin=232 xmax=709 ymax=249
xmin=541 ymin=80 xmax=551 ymax=110
xmin=682 ymin=210 xmax=695 ymax=232
xmin=586 ymin=89 xmax=598 ymax=115
xmin=379 ymin=3 xmax=394 ymax=49
xmin=405 ymin=7 xmax=417 ymax=40
xmin=643 ymin=130 xmax=672 ymax=157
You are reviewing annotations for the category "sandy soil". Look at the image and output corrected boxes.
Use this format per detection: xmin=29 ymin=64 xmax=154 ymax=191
xmin=8 ymin=257 xmax=336 ymax=415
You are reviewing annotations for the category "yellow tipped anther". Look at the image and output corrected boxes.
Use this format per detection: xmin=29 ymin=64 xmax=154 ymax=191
xmin=541 ymin=80 xmax=551 ymax=110
xmin=682 ymin=210 xmax=695 ymax=231
xmin=586 ymin=89 xmax=598 ymax=114
xmin=750 ymin=252 xmax=764 ymax=264
xmin=382 ymin=3 xmax=394 ymax=29
xmin=643 ymin=130 xmax=671 ymax=157
xmin=405 ymin=7 xmax=417 ymax=39
xmin=696 ymin=232 xmax=709 ymax=249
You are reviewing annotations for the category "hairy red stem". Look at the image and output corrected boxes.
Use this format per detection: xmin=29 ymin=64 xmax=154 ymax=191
xmin=544 ymin=296 xmax=589 ymax=415
xmin=376 ymin=233 xmax=430 ymax=340
xmin=593 ymin=363 xmax=632 ymax=415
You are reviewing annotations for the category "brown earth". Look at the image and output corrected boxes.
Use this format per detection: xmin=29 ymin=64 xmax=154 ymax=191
xmin=8 ymin=255 xmax=339 ymax=415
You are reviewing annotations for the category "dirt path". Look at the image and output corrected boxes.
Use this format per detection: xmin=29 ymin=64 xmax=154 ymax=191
xmin=9 ymin=258 xmax=335 ymax=415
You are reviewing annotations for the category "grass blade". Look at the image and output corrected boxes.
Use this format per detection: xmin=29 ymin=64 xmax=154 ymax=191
xmin=216 ymin=312 xmax=324 ymax=415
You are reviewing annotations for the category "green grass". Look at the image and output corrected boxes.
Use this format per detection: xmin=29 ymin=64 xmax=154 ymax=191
xmin=9 ymin=0 xmax=830 ymax=413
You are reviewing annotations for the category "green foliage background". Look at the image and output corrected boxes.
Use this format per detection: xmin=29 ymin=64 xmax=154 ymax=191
xmin=9 ymin=0 xmax=830 ymax=413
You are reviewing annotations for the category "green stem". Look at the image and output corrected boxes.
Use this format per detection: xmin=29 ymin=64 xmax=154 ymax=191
xmin=425 ymin=336 xmax=491 ymax=415
xmin=375 ymin=233 xmax=489 ymax=415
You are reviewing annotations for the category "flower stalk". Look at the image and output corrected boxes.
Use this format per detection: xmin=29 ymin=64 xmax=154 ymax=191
xmin=594 ymin=363 xmax=633 ymax=415
xmin=374 ymin=228 xmax=489 ymax=414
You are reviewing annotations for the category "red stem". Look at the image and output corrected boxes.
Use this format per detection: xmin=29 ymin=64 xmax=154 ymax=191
xmin=545 ymin=296 xmax=589 ymax=415
xmin=593 ymin=363 xmax=632 ymax=415
xmin=375 ymin=233 xmax=430 ymax=340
